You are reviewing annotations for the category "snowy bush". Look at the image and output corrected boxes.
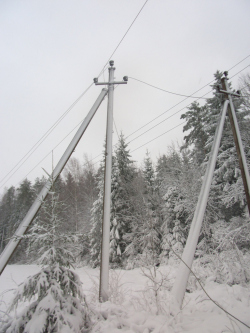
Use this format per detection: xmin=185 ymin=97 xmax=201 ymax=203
xmin=187 ymin=217 xmax=250 ymax=291
xmin=87 ymin=269 xmax=128 ymax=306
xmin=188 ymin=248 xmax=250 ymax=293
xmin=132 ymin=266 xmax=173 ymax=315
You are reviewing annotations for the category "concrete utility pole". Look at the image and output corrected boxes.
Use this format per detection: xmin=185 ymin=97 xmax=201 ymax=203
xmin=0 ymin=88 xmax=108 ymax=276
xmin=220 ymin=72 xmax=250 ymax=216
xmin=172 ymin=99 xmax=229 ymax=307
xmin=94 ymin=61 xmax=128 ymax=302
xmin=172 ymin=71 xmax=250 ymax=307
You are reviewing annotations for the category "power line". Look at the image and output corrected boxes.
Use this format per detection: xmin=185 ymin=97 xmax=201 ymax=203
xmin=89 ymin=64 xmax=250 ymax=155
xmin=131 ymin=122 xmax=185 ymax=153
xmin=20 ymin=64 xmax=250 ymax=184
xmin=227 ymin=55 xmax=250 ymax=71
xmin=2 ymin=118 xmax=86 ymax=189
xmin=2 ymin=1 xmax=150 ymax=188
xmin=0 ymin=83 xmax=94 ymax=186
xmin=80 ymin=121 xmax=187 ymax=169
xmin=230 ymin=64 xmax=250 ymax=79
xmin=113 ymin=118 xmax=119 ymax=138
xmin=125 ymin=88 xmax=213 ymax=141
xmin=125 ymin=61 xmax=250 ymax=141
xmin=128 ymin=64 xmax=250 ymax=153
xmin=123 ymin=64 xmax=250 ymax=153
xmin=97 ymin=0 xmax=150 ymax=79
xmin=129 ymin=77 xmax=209 ymax=99
xmin=7 ymin=59 xmax=250 ymax=188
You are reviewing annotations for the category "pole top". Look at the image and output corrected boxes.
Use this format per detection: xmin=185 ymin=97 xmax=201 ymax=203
xmin=109 ymin=60 xmax=114 ymax=67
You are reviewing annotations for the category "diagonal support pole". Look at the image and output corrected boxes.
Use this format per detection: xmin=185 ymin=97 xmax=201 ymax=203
xmin=0 ymin=88 xmax=108 ymax=276
xmin=172 ymin=99 xmax=229 ymax=307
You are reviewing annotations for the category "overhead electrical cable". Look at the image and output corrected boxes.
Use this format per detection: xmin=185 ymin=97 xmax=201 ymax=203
xmin=131 ymin=122 xmax=186 ymax=153
xmin=2 ymin=119 xmax=86 ymax=189
xmin=8 ymin=58 xmax=250 ymax=188
xmin=113 ymin=118 xmax=119 ymax=138
xmin=7 ymin=61 xmax=249 ymax=188
xmin=230 ymin=64 xmax=250 ymax=79
xmin=125 ymin=86 xmax=214 ymax=141
xmin=128 ymin=64 xmax=250 ymax=152
xmin=125 ymin=60 xmax=250 ymax=141
xmin=2 ymin=0 xmax=150 ymax=187
xmin=73 ymin=121 xmax=187 ymax=171
xmin=0 ymin=83 xmax=94 ymax=186
xmin=227 ymin=55 xmax=250 ymax=71
xmin=129 ymin=77 xmax=209 ymax=99
xmin=96 ymin=0 xmax=150 ymax=78
xmin=128 ymin=86 xmax=214 ymax=145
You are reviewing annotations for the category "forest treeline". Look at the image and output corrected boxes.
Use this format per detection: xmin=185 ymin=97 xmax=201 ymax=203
xmin=1 ymin=71 xmax=250 ymax=285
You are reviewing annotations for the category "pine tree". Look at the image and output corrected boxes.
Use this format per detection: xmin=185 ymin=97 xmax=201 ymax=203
xmin=3 ymin=185 xmax=90 ymax=333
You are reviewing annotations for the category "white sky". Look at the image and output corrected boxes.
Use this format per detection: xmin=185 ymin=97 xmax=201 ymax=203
xmin=0 ymin=0 xmax=250 ymax=191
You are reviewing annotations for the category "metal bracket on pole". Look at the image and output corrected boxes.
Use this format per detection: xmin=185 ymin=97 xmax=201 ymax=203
xmin=94 ymin=61 xmax=127 ymax=302
xmin=0 ymin=88 xmax=108 ymax=276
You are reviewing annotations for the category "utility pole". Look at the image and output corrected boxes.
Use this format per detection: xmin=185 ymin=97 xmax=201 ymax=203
xmin=94 ymin=61 xmax=128 ymax=302
xmin=172 ymin=71 xmax=250 ymax=307
xmin=220 ymin=72 xmax=250 ymax=215
xmin=172 ymin=98 xmax=229 ymax=307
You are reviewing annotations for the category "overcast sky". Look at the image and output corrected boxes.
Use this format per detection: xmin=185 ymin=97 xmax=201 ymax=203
xmin=0 ymin=0 xmax=250 ymax=191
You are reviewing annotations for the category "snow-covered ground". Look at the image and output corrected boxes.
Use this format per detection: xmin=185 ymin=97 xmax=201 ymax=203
xmin=0 ymin=264 xmax=250 ymax=332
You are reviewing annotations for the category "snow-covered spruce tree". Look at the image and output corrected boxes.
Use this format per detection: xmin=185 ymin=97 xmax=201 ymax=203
xmin=181 ymin=70 xmax=250 ymax=218
xmin=109 ymin=133 xmax=135 ymax=266
xmin=89 ymin=158 xmax=105 ymax=267
xmin=124 ymin=153 xmax=163 ymax=268
xmin=205 ymin=71 xmax=249 ymax=217
xmin=181 ymin=101 xmax=209 ymax=165
xmin=109 ymin=157 xmax=122 ymax=263
xmin=122 ymin=170 xmax=146 ymax=267
xmin=3 ymin=182 xmax=90 ymax=333
xmin=0 ymin=186 xmax=16 ymax=254
xmin=141 ymin=152 xmax=162 ymax=262
xmin=143 ymin=150 xmax=155 ymax=196
xmin=158 ymin=147 xmax=215 ymax=261
xmin=240 ymin=72 xmax=250 ymax=113
xmin=9 ymin=179 xmax=36 ymax=263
